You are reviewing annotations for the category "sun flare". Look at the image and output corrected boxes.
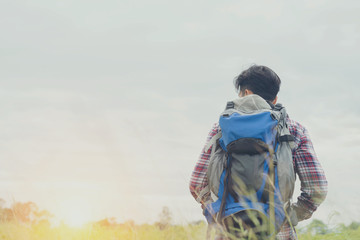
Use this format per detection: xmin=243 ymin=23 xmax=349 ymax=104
xmin=58 ymin=198 xmax=93 ymax=228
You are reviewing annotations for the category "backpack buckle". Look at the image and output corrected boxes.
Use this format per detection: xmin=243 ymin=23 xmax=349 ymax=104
xmin=274 ymin=103 xmax=283 ymax=111
xmin=225 ymin=101 xmax=235 ymax=110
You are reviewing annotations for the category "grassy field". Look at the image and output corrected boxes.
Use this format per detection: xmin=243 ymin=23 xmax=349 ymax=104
xmin=0 ymin=221 xmax=206 ymax=240
xmin=0 ymin=221 xmax=359 ymax=240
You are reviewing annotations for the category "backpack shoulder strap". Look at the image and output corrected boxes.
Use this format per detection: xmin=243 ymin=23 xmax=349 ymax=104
xmin=204 ymin=131 xmax=222 ymax=153
xmin=273 ymin=104 xmax=296 ymax=149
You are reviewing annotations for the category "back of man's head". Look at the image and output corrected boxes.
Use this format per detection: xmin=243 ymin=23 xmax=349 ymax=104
xmin=234 ymin=65 xmax=281 ymax=101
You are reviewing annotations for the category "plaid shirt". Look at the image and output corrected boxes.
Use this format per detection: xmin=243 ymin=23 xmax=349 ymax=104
xmin=189 ymin=117 xmax=328 ymax=240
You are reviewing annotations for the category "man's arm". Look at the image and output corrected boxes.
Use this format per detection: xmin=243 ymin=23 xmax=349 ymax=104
xmin=189 ymin=123 xmax=219 ymax=206
xmin=289 ymin=120 xmax=328 ymax=221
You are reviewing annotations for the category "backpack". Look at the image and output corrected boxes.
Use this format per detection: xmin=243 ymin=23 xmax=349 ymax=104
xmin=203 ymin=95 xmax=296 ymax=238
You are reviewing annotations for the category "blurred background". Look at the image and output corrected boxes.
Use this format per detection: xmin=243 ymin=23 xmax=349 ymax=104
xmin=0 ymin=0 xmax=359 ymax=227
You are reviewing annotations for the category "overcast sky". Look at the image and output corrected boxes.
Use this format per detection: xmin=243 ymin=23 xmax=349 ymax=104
xmin=1 ymin=0 xmax=359 ymax=226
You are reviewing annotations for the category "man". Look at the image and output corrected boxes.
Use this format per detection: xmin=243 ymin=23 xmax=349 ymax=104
xmin=189 ymin=65 xmax=328 ymax=239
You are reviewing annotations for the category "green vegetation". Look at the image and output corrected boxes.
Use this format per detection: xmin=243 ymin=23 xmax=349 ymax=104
xmin=0 ymin=220 xmax=359 ymax=240
xmin=0 ymin=200 xmax=359 ymax=239
xmin=0 ymin=221 xmax=207 ymax=240
xmin=297 ymin=219 xmax=360 ymax=240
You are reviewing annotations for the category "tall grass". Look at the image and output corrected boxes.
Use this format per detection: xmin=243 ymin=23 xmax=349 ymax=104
xmin=0 ymin=221 xmax=207 ymax=240
xmin=0 ymin=220 xmax=359 ymax=240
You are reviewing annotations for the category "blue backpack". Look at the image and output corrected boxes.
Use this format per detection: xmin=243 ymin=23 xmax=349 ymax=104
xmin=203 ymin=95 xmax=296 ymax=238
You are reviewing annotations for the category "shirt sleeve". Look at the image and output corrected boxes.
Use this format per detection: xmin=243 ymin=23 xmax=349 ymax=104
xmin=288 ymin=119 xmax=328 ymax=221
xmin=189 ymin=123 xmax=219 ymax=205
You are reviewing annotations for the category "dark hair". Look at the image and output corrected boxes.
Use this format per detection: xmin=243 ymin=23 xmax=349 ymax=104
xmin=234 ymin=65 xmax=281 ymax=101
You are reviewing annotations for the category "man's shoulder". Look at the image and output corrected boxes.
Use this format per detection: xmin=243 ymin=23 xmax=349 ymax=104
xmin=212 ymin=122 xmax=220 ymax=130
xmin=286 ymin=117 xmax=307 ymax=135
xmin=286 ymin=117 xmax=311 ymax=148
xmin=208 ymin=122 xmax=220 ymax=137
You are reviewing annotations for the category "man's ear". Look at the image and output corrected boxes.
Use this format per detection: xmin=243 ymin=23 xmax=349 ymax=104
xmin=272 ymin=96 xmax=278 ymax=105
xmin=241 ymin=89 xmax=253 ymax=96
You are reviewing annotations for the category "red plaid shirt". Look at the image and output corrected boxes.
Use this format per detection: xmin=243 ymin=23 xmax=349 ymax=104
xmin=189 ymin=117 xmax=328 ymax=240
